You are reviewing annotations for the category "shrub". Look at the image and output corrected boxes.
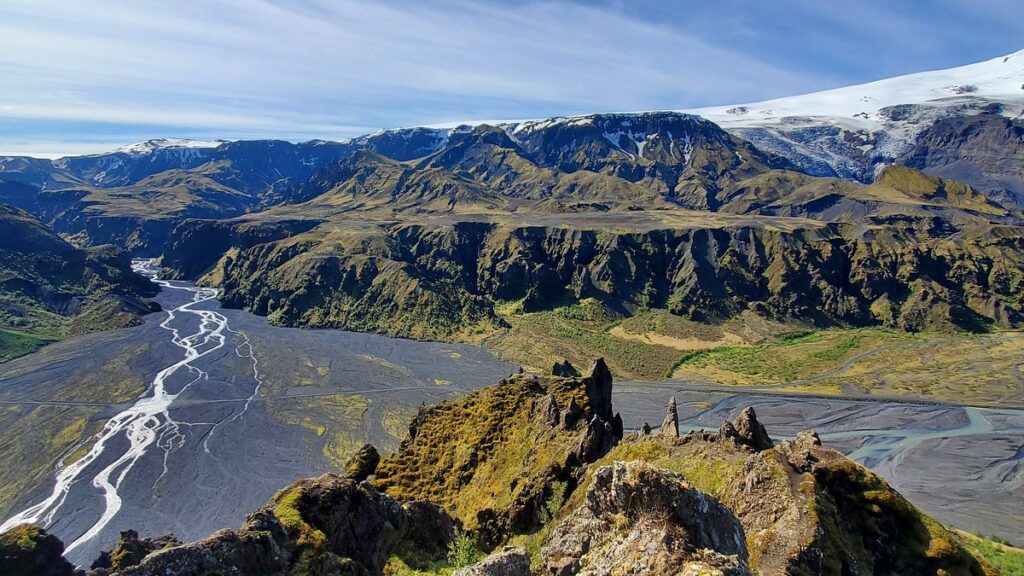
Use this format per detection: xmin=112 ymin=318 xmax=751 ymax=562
xmin=446 ymin=529 xmax=483 ymax=568
xmin=540 ymin=480 xmax=568 ymax=525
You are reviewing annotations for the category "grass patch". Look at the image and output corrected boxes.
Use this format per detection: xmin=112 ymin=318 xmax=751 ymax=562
xmin=961 ymin=532 xmax=1024 ymax=575
xmin=0 ymin=328 xmax=57 ymax=363
xmin=671 ymin=328 xmax=907 ymax=384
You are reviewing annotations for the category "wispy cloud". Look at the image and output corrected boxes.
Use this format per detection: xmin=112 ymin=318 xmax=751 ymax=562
xmin=0 ymin=0 xmax=1020 ymax=157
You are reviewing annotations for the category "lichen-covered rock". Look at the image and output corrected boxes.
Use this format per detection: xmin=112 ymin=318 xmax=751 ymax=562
xmin=542 ymin=461 xmax=749 ymax=576
xmin=661 ymin=396 xmax=680 ymax=437
xmin=453 ymin=546 xmax=530 ymax=576
xmin=342 ymin=443 xmax=381 ymax=482
xmin=0 ymin=524 xmax=77 ymax=576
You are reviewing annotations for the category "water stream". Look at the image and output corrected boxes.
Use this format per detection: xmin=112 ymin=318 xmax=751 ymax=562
xmin=0 ymin=259 xmax=261 ymax=554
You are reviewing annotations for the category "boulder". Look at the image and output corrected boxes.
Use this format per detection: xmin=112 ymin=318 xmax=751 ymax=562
xmin=453 ymin=546 xmax=530 ymax=576
xmin=342 ymin=444 xmax=381 ymax=482
xmin=401 ymin=500 xmax=457 ymax=557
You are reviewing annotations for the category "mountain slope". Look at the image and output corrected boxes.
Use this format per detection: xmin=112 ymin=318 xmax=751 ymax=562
xmin=685 ymin=49 xmax=1024 ymax=203
xmin=0 ymin=204 xmax=157 ymax=361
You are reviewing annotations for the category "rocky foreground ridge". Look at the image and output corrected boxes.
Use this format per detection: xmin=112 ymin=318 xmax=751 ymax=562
xmin=0 ymin=360 xmax=999 ymax=575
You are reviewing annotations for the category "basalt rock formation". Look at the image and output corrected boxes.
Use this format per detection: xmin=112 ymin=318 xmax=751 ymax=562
xmin=373 ymin=358 xmax=623 ymax=546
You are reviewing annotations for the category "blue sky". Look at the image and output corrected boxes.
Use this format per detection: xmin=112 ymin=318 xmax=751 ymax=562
xmin=1 ymin=0 xmax=1021 ymax=157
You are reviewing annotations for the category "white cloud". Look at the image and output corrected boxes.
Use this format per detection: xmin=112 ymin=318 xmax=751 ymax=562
xmin=1 ymin=0 xmax=1019 ymax=157
xmin=0 ymin=0 xmax=823 ymax=155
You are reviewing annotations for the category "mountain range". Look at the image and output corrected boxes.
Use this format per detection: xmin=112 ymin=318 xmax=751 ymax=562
xmin=1 ymin=49 xmax=1024 ymax=350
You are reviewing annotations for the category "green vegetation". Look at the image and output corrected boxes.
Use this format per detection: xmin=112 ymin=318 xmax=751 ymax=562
xmin=672 ymin=329 xmax=907 ymax=384
xmin=446 ymin=529 xmax=483 ymax=568
xmin=491 ymin=299 xmax=688 ymax=379
xmin=540 ymin=480 xmax=567 ymax=525
xmin=0 ymin=328 xmax=56 ymax=363
xmin=962 ymin=533 xmax=1024 ymax=576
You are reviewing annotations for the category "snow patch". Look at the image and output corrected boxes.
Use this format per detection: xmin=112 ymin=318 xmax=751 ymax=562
xmin=115 ymin=138 xmax=229 ymax=155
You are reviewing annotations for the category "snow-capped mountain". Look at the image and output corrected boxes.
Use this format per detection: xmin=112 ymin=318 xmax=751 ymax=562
xmin=114 ymin=138 xmax=232 ymax=155
xmin=684 ymin=50 xmax=1024 ymax=183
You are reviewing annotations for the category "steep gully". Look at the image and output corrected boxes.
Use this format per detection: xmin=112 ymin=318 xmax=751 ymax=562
xmin=0 ymin=259 xmax=263 ymax=555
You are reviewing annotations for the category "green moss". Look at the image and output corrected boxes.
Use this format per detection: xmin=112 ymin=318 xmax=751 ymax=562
xmin=809 ymin=458 xmax=991 ymax=576
xmin=374 ymin=374 xmax=600 ymax=531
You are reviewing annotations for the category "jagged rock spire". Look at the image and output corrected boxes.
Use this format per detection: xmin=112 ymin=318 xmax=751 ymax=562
xmin=584 ymin=358 xmax=614 ymax=420
xmin=661 ymin=396 xmax=679 ymax=437
xmin=718 ymin=406 xmax=773 ymax=451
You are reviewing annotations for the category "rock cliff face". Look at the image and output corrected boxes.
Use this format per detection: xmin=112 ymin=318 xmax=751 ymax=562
xmin=899 ymin=109 xmax=1024 ymax=208
xmin=1 ymin=362 xmax=999 ymax=575
xmin=181 ymin=216 xmax=1024 ymax=340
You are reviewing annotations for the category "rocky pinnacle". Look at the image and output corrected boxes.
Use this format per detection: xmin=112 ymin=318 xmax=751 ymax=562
xmin=661 ymin=396 xmax=680 ymax=437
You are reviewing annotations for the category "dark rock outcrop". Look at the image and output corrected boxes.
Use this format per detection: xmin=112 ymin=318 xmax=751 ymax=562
xmin=551 ymin=360 xmax=580 ymax=377
xmin=90 ymin=530 xmax=181 ymax=573
xmin=113 ymin=473 xmax=456 ymax=576
xmin=342 ymin=444 xmax=381 ymax=482
xmin=719 ymin=406 xmax=773 ymax=452
xmin=0 ymin=524 xmax=77 ymax=576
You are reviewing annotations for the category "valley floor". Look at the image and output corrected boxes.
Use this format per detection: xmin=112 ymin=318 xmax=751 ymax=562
xmin=489 ymin=300 xmax=1024 ymax=408
xmin=0 ymin=281 xmax=1021 ymax=566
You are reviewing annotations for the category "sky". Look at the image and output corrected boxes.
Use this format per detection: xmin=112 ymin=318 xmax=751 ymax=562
xmin=1 ymin=0 xmax=1022 ymax=158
